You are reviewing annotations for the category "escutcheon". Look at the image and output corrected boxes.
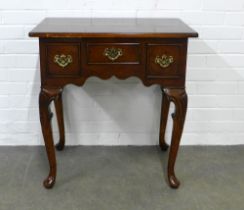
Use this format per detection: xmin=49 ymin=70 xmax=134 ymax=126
xmin=155 ymin=55 xmax=174 ymax=68
xmin=103 ymin=48 xmax=123 ymax=61
xmin=54 ymin=54 xmax=73 ymax=68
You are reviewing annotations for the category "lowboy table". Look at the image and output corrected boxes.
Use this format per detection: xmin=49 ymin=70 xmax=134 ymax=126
xmin=29 ymin=18 xmax=198 ymax=189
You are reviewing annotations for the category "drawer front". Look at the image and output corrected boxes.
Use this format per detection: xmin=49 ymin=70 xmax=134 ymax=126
xmin=146 ymin=44 xmax=181 ymax=79
xmin=46 ymin=43 xmax=81 ymax=77
xmin=86 ymin=43 xmax=141 ymax=64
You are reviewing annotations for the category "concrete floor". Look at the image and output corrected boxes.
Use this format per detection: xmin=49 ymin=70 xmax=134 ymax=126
xmin=0 ymin=146 xmax=243 ymax=210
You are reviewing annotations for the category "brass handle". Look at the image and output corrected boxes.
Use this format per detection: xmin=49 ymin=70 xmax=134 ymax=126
xmin=155 ymin=55 xmax=174 ymax=68
xmin=54 ymin=54 xmax=73 ymax=68
xmin=103 ymin=48 xmax=123 ymax=61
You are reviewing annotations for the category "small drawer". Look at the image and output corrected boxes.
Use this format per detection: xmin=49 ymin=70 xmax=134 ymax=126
xmin=146 ymin=44 xmax=181 ymax=79
xmin=46 ymin=43 xmax=81 ymax=77
xmin=86 ymin=43 xmax=141 ymax=64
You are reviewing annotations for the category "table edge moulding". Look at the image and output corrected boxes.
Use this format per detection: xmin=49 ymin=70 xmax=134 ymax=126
xmin=29 ymin=18 xmax=198 ymax=189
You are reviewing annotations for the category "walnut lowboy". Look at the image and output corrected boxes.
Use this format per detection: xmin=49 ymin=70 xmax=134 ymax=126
xmin=29 ymin=18 xmax=198 ymax=189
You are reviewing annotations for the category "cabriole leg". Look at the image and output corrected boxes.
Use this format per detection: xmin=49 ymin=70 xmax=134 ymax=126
xmin=164 ymin=88 xmax=187 ymax=189
xmin=159 ymin=86 xmax=170 ymax=151
xmin=39 ymin=88 xmax=62 ymax=189
xmin=54 ymin=91 xmax=65 ymax=151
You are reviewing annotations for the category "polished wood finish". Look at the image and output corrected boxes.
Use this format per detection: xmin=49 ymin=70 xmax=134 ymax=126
xmin=54 ymin=91 xmax=65 ymax=151
xmin=39 ymin=88 xmax=62 ymax=188
xmin=46 ymin=43 xmax=80 ymax=76
xmin=164 ymin=88 xmax=188 ymax=188
xmin=30 ymin=18 xmax=198 ymax=189
xmin=147 ymin=44 xmax=181 ymax=78
xmin=29 ymin=18 xmax=198 ymax=39
xmin=159 ymin=87 xmax=170 ymax=151
xmin=87 ymin=43 xmax=141 ymax=64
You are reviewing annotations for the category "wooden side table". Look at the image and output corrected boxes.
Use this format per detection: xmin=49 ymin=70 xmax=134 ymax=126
xmin=29 ymin=18 xmax=198 ymax=189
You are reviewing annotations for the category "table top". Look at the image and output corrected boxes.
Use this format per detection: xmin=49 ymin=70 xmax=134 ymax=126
xmin=29 ymin=18 xmax=198 ymax=39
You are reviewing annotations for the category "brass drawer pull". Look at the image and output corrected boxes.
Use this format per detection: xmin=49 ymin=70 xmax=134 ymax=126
xmin=155 ymin=55 xmax=174 ymax=68
xmin=104 ymin=48 xmax=123 ymax=61
xmin=54 ymin=54 xmax=73 ymax=68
